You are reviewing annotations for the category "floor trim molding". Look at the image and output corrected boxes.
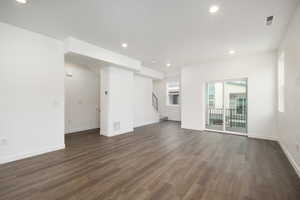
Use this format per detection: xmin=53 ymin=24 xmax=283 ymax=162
xmin=65 ymin=128 xmax=100 ymax=134
xmin=248 ymin=134 xmax=278 ymax=141
xmin=279 ymin=141 xmax=300 ymax=178
xmin=66 ymin=128 xmax=100 ymax=135
xmin=205 ymin=129 xmax=247 ymax=137
xmin=0 ymin=144 xmax=65 ymax=165
xmin=134 ymin=120 xmax=160 ymax=129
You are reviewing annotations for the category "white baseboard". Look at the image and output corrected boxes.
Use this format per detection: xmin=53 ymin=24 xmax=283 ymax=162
xmin=205 ymin=129 xmax=247 ymax=137
xmin=279 ymin=141 xmax=300 ymax=178
xmin=65 ymin=128 xmax=100 ymax=135
xmin=0 ymin=144 xmax=65 ymax=165
xmin=66 ymin=126 xmax=100 ymax=134
xmin=180 ymin=125 xmax=203 ymax=132
xmin=101 ymin=128 xmax=134 ymax=137
xmin=181 ymin=127 xmax=278 ymax=141
xmin=248 ymin=134 xmax=278 ymax=141
xmin=134 ymin=120 xmax=159 ymax=128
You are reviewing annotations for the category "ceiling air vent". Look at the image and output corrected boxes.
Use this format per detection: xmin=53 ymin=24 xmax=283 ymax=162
xmin=266 ymin=16 xmax=274 ymax=26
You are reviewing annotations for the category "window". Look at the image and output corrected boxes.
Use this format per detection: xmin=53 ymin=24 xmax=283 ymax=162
xmin=167 ymin=82 xmax=180 ymax=106
xmin=206 ymin=79 xmax=248 ymax=134
xmin=278 ymin=52 xmax=285 ymax=113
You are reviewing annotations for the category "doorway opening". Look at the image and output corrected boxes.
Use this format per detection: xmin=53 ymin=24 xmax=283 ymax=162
xmin=64 ymin=54 xmax=101 ymax=137
xmin=205 ymin=79 xmax=248 ymax=135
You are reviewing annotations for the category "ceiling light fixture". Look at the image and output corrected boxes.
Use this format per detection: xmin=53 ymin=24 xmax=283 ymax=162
xmin=122 ymin=43 xmax=128 ymax=48
xmin=166 ymin=63 xmax=171 ymax=67
xmin=151 ymin=60 xmax=156 ymax=64
xmin=209 ymin=5 xmax=219 ymax=14
xmin=16 ymin=0 xmax=27 ymax=4
xmin=229 ymin=50 xmax=236 ymax=55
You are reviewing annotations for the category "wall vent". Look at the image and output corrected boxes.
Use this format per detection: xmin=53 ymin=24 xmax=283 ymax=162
xmin=266 ymin=16 xmax=274 ymax=26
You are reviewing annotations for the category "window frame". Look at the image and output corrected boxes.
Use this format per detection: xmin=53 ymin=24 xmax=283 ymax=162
xmin=166 ymin=82 xmax=180 ymax=107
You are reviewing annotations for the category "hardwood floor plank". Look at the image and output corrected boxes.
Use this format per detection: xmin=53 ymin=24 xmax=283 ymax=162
xmin=0 ymin=121 xmax=299 ymax=200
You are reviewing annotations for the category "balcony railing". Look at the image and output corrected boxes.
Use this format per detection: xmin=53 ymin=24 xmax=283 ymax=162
xmin=208 ymin=108 xmax=247 ymax=129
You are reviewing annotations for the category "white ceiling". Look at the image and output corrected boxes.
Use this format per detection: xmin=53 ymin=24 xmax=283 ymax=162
xmin=0 ymin=0 xmax=299 ymax=73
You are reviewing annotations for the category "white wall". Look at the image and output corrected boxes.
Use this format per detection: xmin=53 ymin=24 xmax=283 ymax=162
xmin=181 ymin=51 xmax=278 ymax=140
xmin=65 ymin=37 xmax=141 ymax=71
xmin=0 ymin=22 xmax=65 ymax=164
xmin=64 ymin=61 xmax=100 ymax=133
xmin=137 ymin=66 xmax=164 ymax=80
xmin=278 ymin=4 xmax=300 ymax=176
xmin=100 ymin=66 xmax=134 ymax=136
xmin=134 ymin=75 xmax=159 ymax=127
xmin=153 ymin=75 xmax=181 ymax=121
xmin=100 ymin=67 xmax=110 ymax=136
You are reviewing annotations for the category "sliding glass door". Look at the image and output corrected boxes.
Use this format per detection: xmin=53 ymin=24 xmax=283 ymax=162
xmin=205 ymin=79 xmax=247 ymax=134
xmin=205 ymin=82 xmax=224 ymax=131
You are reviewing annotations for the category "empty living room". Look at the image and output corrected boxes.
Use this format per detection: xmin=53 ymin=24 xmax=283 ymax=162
xmin=1 ymin=0 xmax=300 ymax=199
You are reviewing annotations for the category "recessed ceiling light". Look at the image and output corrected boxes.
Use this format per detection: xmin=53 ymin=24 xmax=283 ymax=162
xmin=209 ymin=5 xmax=219 ymax=14
xmin=229 ymin=50 xmax=236 ymax=55
xmin=121 ymin=43 xmax=128 ymax=48
xmin=166 ymin=63 xmax=171 ymax=67
xmin=16 ymin=0 xmax=27 ymax=4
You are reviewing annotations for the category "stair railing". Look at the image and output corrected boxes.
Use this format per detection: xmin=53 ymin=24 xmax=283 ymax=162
xmin=152 ymin=93 xmax=158 ymax=111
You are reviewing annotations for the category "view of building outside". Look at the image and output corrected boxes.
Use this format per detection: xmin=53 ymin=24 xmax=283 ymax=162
xmin=206 ymin=80 xmax=247 ymax=133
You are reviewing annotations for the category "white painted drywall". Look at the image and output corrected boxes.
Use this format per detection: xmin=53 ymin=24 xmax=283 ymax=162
xmin=137 ymin=66 xmax=164 ymax=80
xmin=181 ymin=51 xmax=278 ymax=140
xmin=65 ymin=38 xmax=164 ymax=80
xmin=100 ymin=67 xmax=110 ymax=136
xmin=64 ymin=61 xmax=100 ymax=134
xmin=0 ymin=22 xmax=65 ymax=164
xmin=278 ymin=4 xmax=300 ymax=176
xmin=100 ymin=66 xmax=134 ymax=136
xmin=0 ymin=22 xmax=165 ymax=164
xmin=134 ymin=75 xmax=159 ymax=127
xmin=65 ymin=37 xmax=141 ymax=72
xmin=153 ymin=75 xmax=181 ymax=121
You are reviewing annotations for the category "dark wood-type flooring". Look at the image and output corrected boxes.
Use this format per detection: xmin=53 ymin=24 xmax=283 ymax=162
xmin=0 ymin=121 xmax=299 ymax=200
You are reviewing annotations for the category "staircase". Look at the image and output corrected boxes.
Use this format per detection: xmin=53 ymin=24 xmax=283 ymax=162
xmin=152 ymin=93 xmax=168 ymax=121
xmin=152 ymin=93 xmax=158 ymax=111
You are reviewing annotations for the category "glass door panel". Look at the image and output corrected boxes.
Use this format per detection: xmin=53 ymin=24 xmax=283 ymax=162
xmin=224 ymin=80 xmax=247 ymax=134
xmin=205 ymin=82 xmax=224 ymax=131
